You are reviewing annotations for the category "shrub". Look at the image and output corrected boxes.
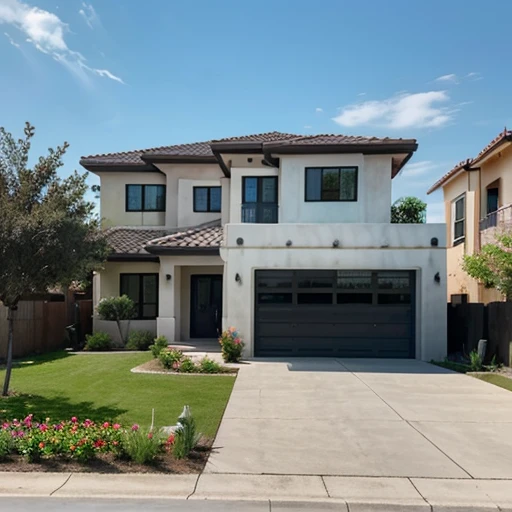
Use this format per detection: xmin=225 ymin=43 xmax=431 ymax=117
xmin=84 ymin=332 xmax=113 ymax=351
xmin=179 ymin=357 xmax=196 ymax=373
xmin=121 ymin=427 xmax=162 ymax=465
xmin=0 ymin=430 xmax=13 ymax=460
xmin=469 ymin=350 xmax=483 ymax=372
xmin=96 ymin=295 xmax=137 ymax=344
xmin=150 ymin=336 xmax=168 ymax=358
xmin=219 ymin=327 xmax=244 ymax=363
xmin=199 ymin=357 xmax=222 ymax=374
xmin=126 ymin=331 xmax=154 ymax=351
xmin=159 ymin=349 xmax=184 ymax=370
xmin=173 ymin=406 xmax=201 ymax=459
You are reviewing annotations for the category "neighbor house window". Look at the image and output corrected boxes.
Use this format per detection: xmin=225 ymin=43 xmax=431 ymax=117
xmin=193 ymin=186 xmax=221 ymax=212
xmin=120 ymin=274 xmax=158 ymax=319
xmin=126 ymin=185 xmax=166 ymax=212
xmin=242 ymin=176 xmax=278 ymax=223
xmin=305 ymin=167 xmax=358 ymax=201
xmin=452 ymin=194 xmax=465 ymax=245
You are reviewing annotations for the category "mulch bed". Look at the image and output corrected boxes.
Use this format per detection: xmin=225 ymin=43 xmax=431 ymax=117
xmin=0 ymin=440 xmax=211 ymax=474
xmin=132 ymin=358 xmax=238 ymax=375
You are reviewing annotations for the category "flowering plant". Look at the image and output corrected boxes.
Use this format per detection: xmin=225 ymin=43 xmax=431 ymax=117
xmin=218 ymin=327 xmax=244 ymax=363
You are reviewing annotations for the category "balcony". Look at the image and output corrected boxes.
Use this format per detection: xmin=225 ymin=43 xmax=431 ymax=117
xmin=241 ymin=203 xmax=278 ymax=224
xmin=480 ymin=204 xmax=512 ymax=245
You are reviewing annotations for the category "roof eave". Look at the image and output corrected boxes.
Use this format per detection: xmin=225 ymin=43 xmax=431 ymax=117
xmin=144 ymin=246 xmax=220 ymax=256
xmin=107 ymin=253 xmax=160 ymax=262
xmin=80 ymin=162 xmax=162 ymax=173
xmin=264 ymin=142 xmax=418 ymax=155
xmin=471 ymin=136 xmax=512 ymax=166
xmin=140 ymin=154 xmax=217 ymax=165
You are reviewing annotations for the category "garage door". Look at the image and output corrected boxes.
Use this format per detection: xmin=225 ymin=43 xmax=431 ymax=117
xmin=255 ymin=270 xmax=415 ymax=358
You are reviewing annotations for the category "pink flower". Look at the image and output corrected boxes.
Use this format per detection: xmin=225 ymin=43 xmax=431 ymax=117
xmin=2 ymin=423 xmax=10 ymax=430
xmin=53 ymin=424 xmax=63 ymax=431
xmin=39 ymin=424 xmax=48 ymax=432
xmin=147 ymin=432 xmax=153 ymax=439
xmin=229 ymin=326 xmax=236 ymax=333
xmin=103 ymin=422 xmax=110 ymax=429
xmin=83 ymin=419 xmax=93 ymax=427
xmin=71 ymin=416 xmax=78 ymax=423
xmin=131 ymin=424 xmax=139 ymax=432
xmin=23 ymin=414 xmax=33 ymax=426
xmin=112 ymin=423 xmax=120 ymax=430
xmin=71 ymin=425 xmax=78 ymax=433
xmin=234 ymin=337 xmax=241 ymax=345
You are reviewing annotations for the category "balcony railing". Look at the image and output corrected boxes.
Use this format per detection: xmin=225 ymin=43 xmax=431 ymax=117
xmin=241 ymin=203 xmax=278 ymax=224
xmin=480 ymin=204 xmax=512 ymax=231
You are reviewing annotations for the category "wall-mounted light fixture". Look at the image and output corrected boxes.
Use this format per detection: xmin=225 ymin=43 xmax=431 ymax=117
xmin=286 ymin=240 xmax=293 ymax=247
xmin=166 ymin=274 xmax=172 ymax=281
xmin=333 ymin=239 xmax=340 ymax=248
xmin=431 ymin=237 xmax=439 ymax=247
xmin=236 ymin=237 xmax=244 ymax=246
xmin=434 ymin=272 xmax=441 ymax=284
xmin=235 ymin=273 xmax=242 ymax=284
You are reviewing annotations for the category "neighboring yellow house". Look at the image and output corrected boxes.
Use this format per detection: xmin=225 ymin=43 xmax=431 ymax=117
xmin=428 ymin=129 xmax=512 ymax=303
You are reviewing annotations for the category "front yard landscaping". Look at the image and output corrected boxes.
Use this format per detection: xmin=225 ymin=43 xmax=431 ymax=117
xmin=472 ymin=373 xmax=512 ymax=392
xmin=0 ymin=351 xmax=235 ymax=472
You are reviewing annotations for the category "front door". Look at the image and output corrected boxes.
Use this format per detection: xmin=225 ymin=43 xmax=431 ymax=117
xmin=190 ymin=275 xmax=223 ymax=338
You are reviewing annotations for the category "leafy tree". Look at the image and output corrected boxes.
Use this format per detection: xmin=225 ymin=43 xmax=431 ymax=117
xmin=91 ymin=184 xmax=101 ymax=200
xmin=391 ymin=196 xmax=427 ymax=224
xmin=96 ymin=295 xmax=137 ymax=344
xmin=463 ymin=233 xmax=512 ymax=301
xmin=0 ymin=122 xmax=109 ymax=395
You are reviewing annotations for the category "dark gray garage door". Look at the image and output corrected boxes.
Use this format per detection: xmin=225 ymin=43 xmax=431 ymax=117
xmin=255 ymin=270 xmax=415 ymax=358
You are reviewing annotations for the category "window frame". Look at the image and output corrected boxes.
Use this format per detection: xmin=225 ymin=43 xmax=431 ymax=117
xmin=452 ymin=194 xmax=466 ymax=246
xmin=119 ymin=273 xmax=159 ymax=320
xmin=304 ymin=166 xmax=358 ymax=202
xmin=241 ymin=176 xmax=278 ymax=223
xmin=193 ymin=186 xmax=222 ymax=213
xmin=125 ymin=185 xmax=166 ymax=212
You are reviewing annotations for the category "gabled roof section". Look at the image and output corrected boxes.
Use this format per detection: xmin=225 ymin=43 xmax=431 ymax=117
xmin=472 ymin=128 xmax=512 ymax=165
xmin=104 ymin=226 xmax=170 ymax=261
xmin=145 ymin=220 xmax=223 ymax=255
xmin=426 ymin=159 xmax=472 ymax=195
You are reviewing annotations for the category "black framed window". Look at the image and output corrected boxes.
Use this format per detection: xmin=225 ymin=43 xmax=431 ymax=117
xmin=242 ymin=176 xmax=278 ymax=223
xmin=453 ymin=195 xmax=465 ymax=245
xmin=487 ymin=187 xmax=499 ymax=215
xmin=120 ymin=273 xmax=158 ymax=319
xmin=193 ymin=186 xmax=221 ymax=212
xmin=126 ymin=185 xmax=166 ymax=212
xmin=305 ymin=167 xmax=358 ymax=202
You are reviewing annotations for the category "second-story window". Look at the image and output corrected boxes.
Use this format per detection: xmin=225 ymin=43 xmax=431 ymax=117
xmin=305 ymin=167 xmax=358 ymax=202
xmin=452 ymin=194 xmax=465 ymax=245
xmin=242 ymin=176 xmax=278 ymax=223
xmin=193 ymin=186 xmax=221 ymax=212
xmin=126 ymin=185 xmax=166 ymax=212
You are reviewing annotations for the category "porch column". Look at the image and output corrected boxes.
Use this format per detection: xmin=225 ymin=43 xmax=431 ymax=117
xmin=157 ymin=259 xmax=176 ymax=342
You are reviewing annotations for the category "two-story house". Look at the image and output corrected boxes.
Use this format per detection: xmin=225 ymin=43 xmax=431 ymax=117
xmin=80 ymin=131 xmax=447 ymax=361
xmin=427 ymin=129 xmax=512 ymax=303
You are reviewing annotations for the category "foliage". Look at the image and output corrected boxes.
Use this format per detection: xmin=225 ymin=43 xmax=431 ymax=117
xmin=469 ymin=350 xmax=483 ymax=372
xmin=84 ymin=332 xmax=113 ymax=352
xmin=179 ymin=357 xmax=196 ymax=373
xmin=485 ymin=355 xmax=502 ymax=373
xmin=126 ymin=331 xmax=154 ymax=351
xmin=173 ymin=406 xmax=201 ymax=460
xmin=391 ymin=196 xmax=427 ymax=224
xmin=121 ymin=425 xmax=162 ymax=465
xmin=219 ymin=327 xmax=244 ymax=363
xmin=198 ymin=357 xmax=222 ymax=374
xmin=430 ymin=360 xmax=470 ymax=373
xmin=96 ymin=296 xmax=137 ymax=344
xmin=0 ymin=122 xmax=109 ymax=396
xmin=0 ymin=429 xmax=14 ymax=460
xmin=159 ymin=349 xmax=184 ymax=370
xmin=473 ymin=373 xmax=512 ymax=392
xmin=463 ymin=233 xmax=512 ymax=301
xmin=149 ymin=336 xmax=168 ymax=358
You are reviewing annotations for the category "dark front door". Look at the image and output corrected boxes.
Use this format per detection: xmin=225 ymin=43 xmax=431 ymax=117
xmin=190 ymin=275 xmax=223 ymax=338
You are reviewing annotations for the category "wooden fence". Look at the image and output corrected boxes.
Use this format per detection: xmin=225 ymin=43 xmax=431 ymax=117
xmin=448 ymin=302 xmax=512 ymax=365
xmin=0 ymin=300 xmax=68 ymax=360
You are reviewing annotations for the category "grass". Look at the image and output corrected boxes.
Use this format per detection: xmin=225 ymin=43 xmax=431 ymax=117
xmin=0 ymin=351 xmax=235 ymax=438
xmin=431 ymin=360 xmax=470 ymax=373
xmin=472 ymin=373 xmax=512 ymax=392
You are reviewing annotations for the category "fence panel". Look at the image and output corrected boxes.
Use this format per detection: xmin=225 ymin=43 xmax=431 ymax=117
xmin=447 ymin=303 xmax=485 ymax=356
xmin=487 ymin=302 xmax=512 ymax=365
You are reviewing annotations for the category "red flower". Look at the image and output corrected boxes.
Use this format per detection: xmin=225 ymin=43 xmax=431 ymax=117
xmin=38 ymin=442 xmax=45 ymax=449
xmin=70 ymin=445 xmax=76 ymax=452
xmin=94 ymin=439 xmax=106 ymax=449
xmin=71 ymin=416 xmax=78 ymax=423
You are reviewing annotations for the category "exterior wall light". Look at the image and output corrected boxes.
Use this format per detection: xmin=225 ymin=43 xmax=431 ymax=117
xmin=286 ymin=240 xmax=293 ymax=247
xmin=235 ymin=273 xmax=242 ymax=284
xmin=333 ymin=239 xmax=340 ymax=247
xmin=166 ymin=274 xmax=172 ymax=281
xmin=236 ymin=237 xmax=244 ymax=246
xmin=431 ymin=237 xmax=439 ymax=247
xmin=434 ymin=272 xmax=441 ymax=283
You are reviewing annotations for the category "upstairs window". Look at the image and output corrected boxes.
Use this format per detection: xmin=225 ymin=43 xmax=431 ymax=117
xmin=126 ymin=185 xmax=166 ymax=212
xmin=242 ymin=176 xmax=278 ymax=223
xmin=193 ymin=186 xmax=221 ymax=212
xmin=305 ymin=167 xmax=358 ymax=202
xmin=452 ymin=194 xmax=465 ymax=245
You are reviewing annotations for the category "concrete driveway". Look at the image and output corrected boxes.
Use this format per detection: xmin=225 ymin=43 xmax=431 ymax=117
xmin=206 ymin=358 xmax=512 ymax=478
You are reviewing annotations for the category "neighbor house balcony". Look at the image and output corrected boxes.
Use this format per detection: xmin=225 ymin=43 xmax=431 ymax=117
xmin=480 ymin=204 xmax=512 ymax=246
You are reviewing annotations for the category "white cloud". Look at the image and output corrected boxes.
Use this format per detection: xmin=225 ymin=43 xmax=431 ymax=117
xmin=357 ymin=92 xmax=366 ymax=96
xmin=0 ymin=0 xmax=122 ymax=84
xmin=4 ymin=31 xmax=20 ymax=48
xmin=333 ymin=91 xmax=453 ymax=129
xmin=78 ymin=2 xmax=99 ymax=29
xmin=315 ymin=107 xmax=323 ymax=113
xmin=435 ymin=73 xmax=459 ymax=83
xmin=466 ymin=71 xmax=483 ymax=81
xmin=402 ymin=160 xmax=441 ymax=177
xmin=303 ymin=125 xmax=312 ymax=130
xmin=426 ymin=201 xmax=445 ymax=223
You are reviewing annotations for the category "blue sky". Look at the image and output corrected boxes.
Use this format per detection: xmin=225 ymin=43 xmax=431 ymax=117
xmin=1 ymin=0 xmax=511 ymax=222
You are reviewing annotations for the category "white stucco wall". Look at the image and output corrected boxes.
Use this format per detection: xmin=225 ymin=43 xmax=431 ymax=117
xmin=220 ymin=223 xmax=447 ymax=361
xmin=97 ymin=171 xmax=167 ymax=227
xmin=177 ymin=179 xmax=222 ymax=227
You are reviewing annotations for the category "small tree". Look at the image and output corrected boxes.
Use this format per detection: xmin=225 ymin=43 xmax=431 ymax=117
xmin=463 ymin=233 xmax=512 ymax=301
xmin=0 ymin=122 xmax=109 ymax=395
xmin=391 ymin=196 xmax=427 ymax=224
xmin=96 ymin=295 xmax=136 ymax=344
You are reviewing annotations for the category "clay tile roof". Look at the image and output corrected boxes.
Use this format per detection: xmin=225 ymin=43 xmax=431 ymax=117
xmin=145 ymin=220 xmax=223 ymax=252
xmin=264 ymin=134 xmax=416 ymax=146
xmin=472 ymin=128 xmax=512 ymax=164
xmin=426 ymin=159 xmax=472 ymax=195
xmin=105 ymin=227 xmax=169 ymax=255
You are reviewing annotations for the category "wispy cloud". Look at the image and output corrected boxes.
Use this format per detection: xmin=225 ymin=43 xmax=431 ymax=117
xmin=357 ymin=92 xmax=366 ymax=96
xmin=402 ymin=160 xmax=441 ymax=177
xmin=333 ymin=91 xmax=454 ymax=129
xmin=315 ymin=107 xmax=323 ymax=113
xmin=0 ymin=0 xmax=122 ymax=85
xmin=78 ymin=2 xmax=99 ymax=29
xmin=466 ymin=71 xmax=483 ymax=81
xmin=433 ymin=72 xmax=482 ymax=84
xmin=4 ymin=31 xmax=19 ymax=48
xmin=303 ymin=125 xmax=312 ymax=130
xmin=435 ymin=73 xmax=458 ymax=84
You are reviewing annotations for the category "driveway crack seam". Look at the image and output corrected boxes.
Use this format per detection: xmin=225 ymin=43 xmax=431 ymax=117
xmin=186 ymin=474 xmax=200 ymax=499
xmin=49 ymin=473 xmax=72 ymax=496
xmin=320 ymin=475 xmax=331 ymax=497
xmin=408 ymin=477 xmax=433 ymax=511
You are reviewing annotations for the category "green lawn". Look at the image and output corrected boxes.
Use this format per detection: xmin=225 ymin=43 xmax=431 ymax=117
xmin=0 ymin=352 xmax=235 ymax=438
xmin=472 ymin=373 xmax=512 ymax=392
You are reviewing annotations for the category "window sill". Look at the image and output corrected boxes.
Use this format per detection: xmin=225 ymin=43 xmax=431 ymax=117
xmin=452 ymin=237 xmax=465 ymax=247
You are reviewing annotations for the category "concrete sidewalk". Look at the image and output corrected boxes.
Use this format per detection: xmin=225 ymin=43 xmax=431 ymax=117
xmin=2 ymin=472 xmax=512 ymax=510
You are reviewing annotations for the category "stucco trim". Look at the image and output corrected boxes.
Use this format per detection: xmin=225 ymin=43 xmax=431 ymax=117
xmin=107 ymin=254 xmax=160 ymax=262
xmin=145 ymin=246 xmax=220 ymax=256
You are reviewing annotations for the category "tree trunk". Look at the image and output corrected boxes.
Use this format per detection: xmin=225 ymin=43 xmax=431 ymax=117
xmin=2 ymin=307 xmax=15 ymax=397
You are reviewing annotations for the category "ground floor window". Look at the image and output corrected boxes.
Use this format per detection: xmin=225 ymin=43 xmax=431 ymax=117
xmin=120 ymin=273 xmax=158 ymax=319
